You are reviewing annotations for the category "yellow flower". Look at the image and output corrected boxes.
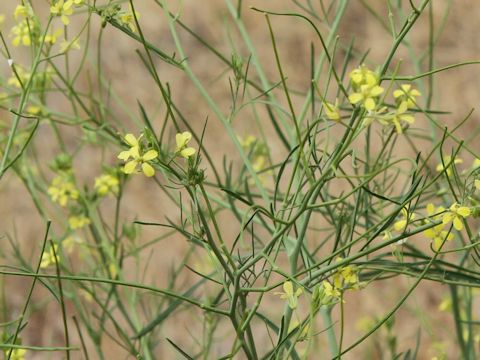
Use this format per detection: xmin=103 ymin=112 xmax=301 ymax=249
xmin=7 ymin=66 xmax=30 ymax=88
xmin=3 ymin=348 xmax=26 ymax=360
xmin=48 ymin=175 xmax=79 ymax=206
xmin=275 ymin=281 xmax=303 ymax=310
xmin=442 ymin=203 xmax=471 ymax=231
xmin=94 ymin=174 xmax=119 ymax=196
xmin=238 ymin=134 xmax=256 ymax=149
xmin=40 ymin=244 xmax=59 ymax=268
xmin=27 ymin=106 xmax=42 ymax=115
xmin=436 ymin=155 xmax=462 ymax=176
xmin=322 ymin=280 xmax=341 ymax=299
xmin=332 ymin=258 xmax=360 ymax=290
xmin=10 ymin=21 xmax=33 ymax=47
xmin=14 ymin=5 xmax=32 ymax=19
xmin=473 ymin=158 xmax=480 ymax=168
xmin=349 ymin=64 xmax=378 ymax=88
xmin=323 ymin=99 xmax=341 ymax=121
xmin=118 ymin=134 xmax=158 ymax=177
xmin=50 ymin=0 xmax=74 ymax=26
xmin=388 ymin=101 xmax=415 ymax=134
xmin=438 ymin=297 xmax=452 ymax=312
xmin=119 ymin=8 xmax=139 ymax=33
xmin=175 ymin=131 xmax=196 ymax=158
xmin=68 ymin=215 xmax=91 ymax=229
xmin=426 ymin=203 xmax=445 ymax=219
xmin=394 ymin=206 xmax=416 ymax=232
xmin=44 ymin=28 xmax=63 ymax=44
xmin=424 ymin=223 xmax=454 ymax=251
xmin=393 ymin=84 xmax=421 ymax=108
xmin=383 ymin=229 xmax=393 ymax=241
xmin=348 ymin=84 xmax=384 ymax=111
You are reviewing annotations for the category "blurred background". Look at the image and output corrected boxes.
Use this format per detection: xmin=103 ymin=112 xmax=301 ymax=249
xmin=1 ymin=0 xmax=480 ymax=358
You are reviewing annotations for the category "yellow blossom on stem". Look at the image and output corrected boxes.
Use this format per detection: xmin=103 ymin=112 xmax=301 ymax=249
xmin=14 ymin=5 xmax=32 ymax=19
xmin=175 ymin=131 xmax=196 ymax=158
xmin=10 ymin=21 xmax=34 ymax=47
xmin=4 ymin=348 xmax=26 ymax=360
xmin=119 ymin=7 xmax=139 ymax=32
xmin=348 ymin=84 xmax=384 ymax=111
xmin=48 ymin=175 xmax=79 ymax=207
xmin=68 ymin=215 xmax=91 ymax=229
xmin=442 ymin=203 xmax=471 ymax=231
xmin=394 ymin=206 xmax=416 ymax=232
xmin=238 ymin=135 xmax=256 ymax=149
xmin=8 ymin=66 xmax=53 ymax=88
xmin=349 ymin=64 xmax=379 ymax=89
xmin=323 ymin=99 xmax=341 ymax=121
xmin=424 ymin=223 xmax=453 ymax=251
xmin=436 ymin=155 xmax=462 ymax=176
xmin=94 ymin=174 xmax=119 ymax=196
xmin=118 ymin=134 xmax=158 ymax=177
xmin=393 ymin=84 xmax=421 ymax=108
xmin=388 ymin=101 xmax=415 ymax=134
xmin=44 ymin=28 xmax=63 ymax=44
xmin=40 ymin=244 xmax=60 ymax=268
xmin=50 ymin=0 xmax=74 ymax=26
xmin=322 ymin=280 xmax=341 ymax=299
xmin=332 ymin=258 xmax=360 ymax=289
xmin=275 ymin=281 xmax=303 ymax=310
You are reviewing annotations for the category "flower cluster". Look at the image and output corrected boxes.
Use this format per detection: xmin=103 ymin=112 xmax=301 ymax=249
xmin=345 ymin=64 xmax=421 ymax=134
xmin=50 ymin=0 xmax=84 ymax=26
xmin=275 ymin=281 xmax=303 ymax=310
xmin=94 ymin=173 xmax=119 ymax=196
xmin=48 ymin=174 xmax=79 ymax=207
xmin=118 ymin=133 xmax=158 ymax=177
xmin=423 ymin=203 xmax=454 ymax=251
xmin=348 ymin=65 xmax=384 ymax=111
xmin=10 ymin=5 xmax=39 ymax=47
xmin=321 ymin=257 xmax=361 ymax=305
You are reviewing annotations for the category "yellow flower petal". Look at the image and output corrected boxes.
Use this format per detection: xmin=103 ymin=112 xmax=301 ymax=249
xmin=180 ymin=147 xmax=196 ymax=158
xmin=369 ymin=86 xmax=384 ymax=97
xmin=118 ymin=150 xmax=131 ymax=161
xmin=453 ymin=217 xmax=464 ymax=231
xmin=457 ymin=206 xmax=471 ymax=218
xmin=124 ymin=133 xmax=138 ymax=147
xmin=176 ymin=131 xmax=192 ymax=149
xmin=283 ymin=281 xmax=293 ymax=296
xmin=364 ymin=98 xmax=376 ymax=111
xmin=394 ymin=219 xmax=407 ymax=232
xmin=124 ymin=160 xmax=137 ymax=174
xmin=143 ymin=150 xmax=158 ymax=161
xmin=142 ymin=162 xmax=155 ymax=177
xmin=348 ymin=93 xmax=362 ymax=104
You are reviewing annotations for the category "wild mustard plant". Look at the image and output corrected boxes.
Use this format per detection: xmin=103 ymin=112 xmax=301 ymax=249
xmin=2 ymin=1 xmax=480 ymax=359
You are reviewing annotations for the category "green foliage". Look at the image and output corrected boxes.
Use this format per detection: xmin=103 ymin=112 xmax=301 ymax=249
xmin=1 ymin=0 xmax=480 ymax=359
